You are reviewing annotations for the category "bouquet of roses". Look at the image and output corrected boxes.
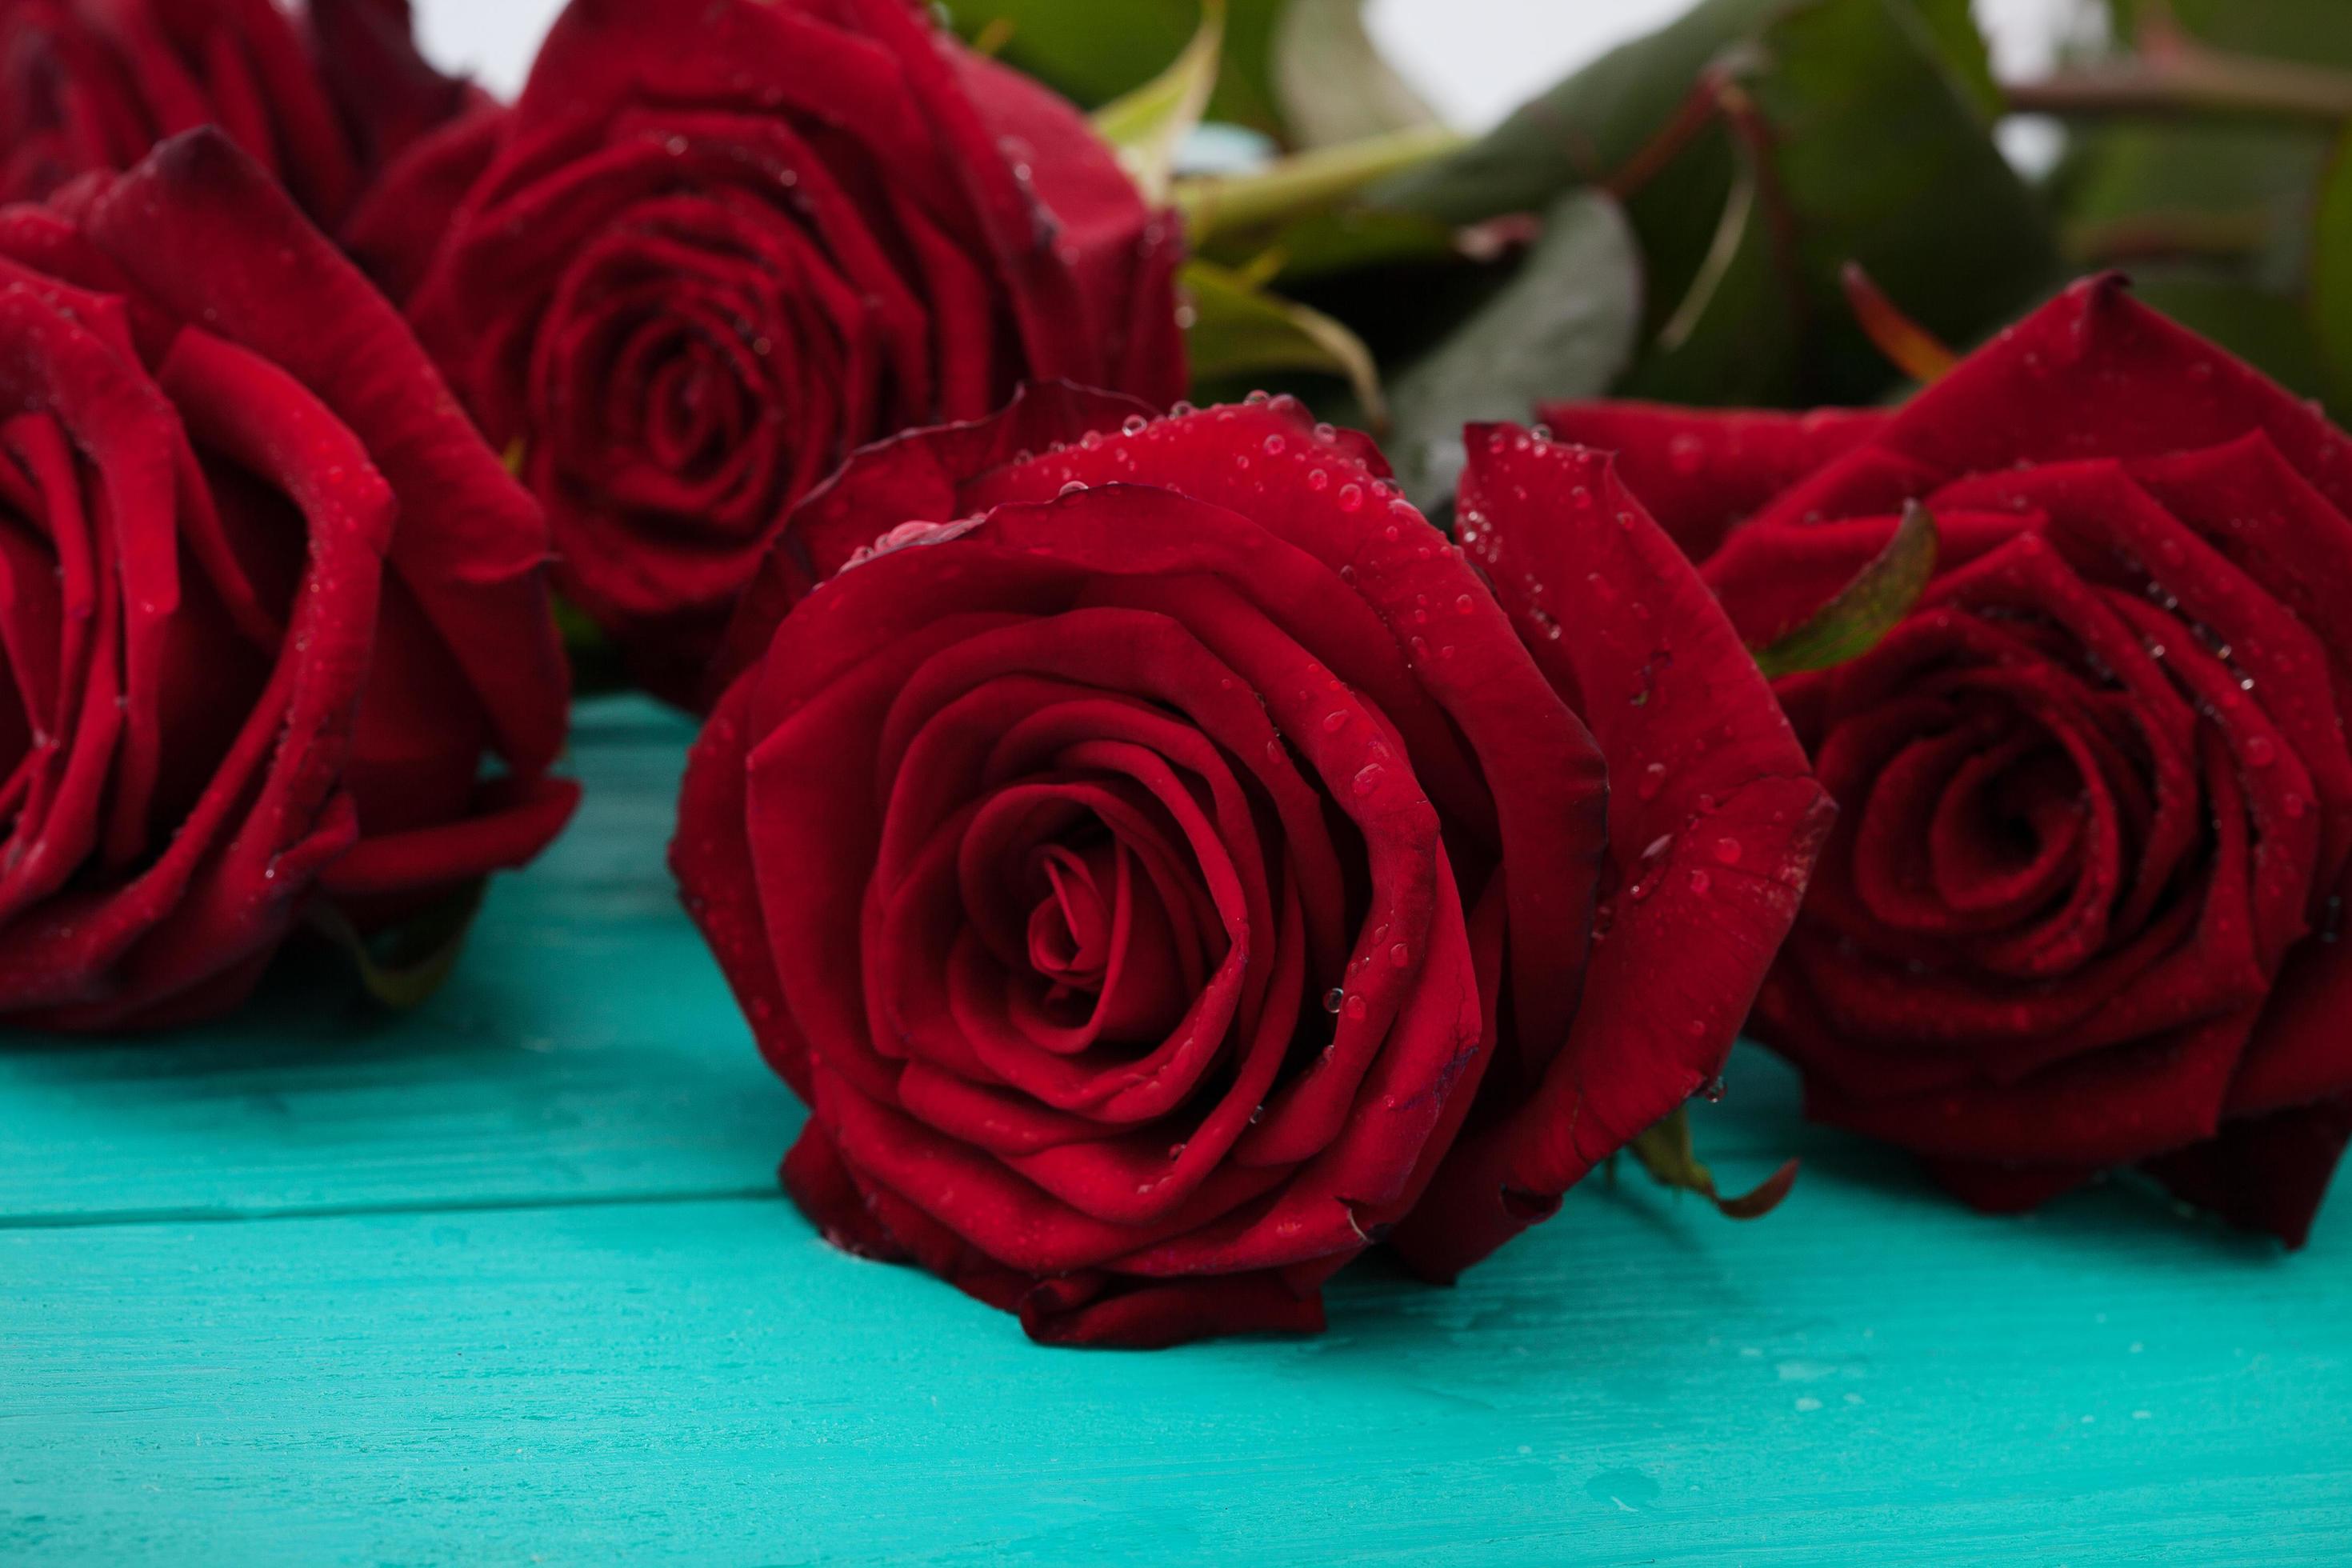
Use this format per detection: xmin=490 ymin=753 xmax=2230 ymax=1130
xmin=0 ymin=0 xmax=2344 ymax=1346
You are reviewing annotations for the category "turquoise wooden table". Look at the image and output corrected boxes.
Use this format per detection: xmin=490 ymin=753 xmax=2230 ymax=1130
xmin=6 ymin=698 xmax=2348 ymax=1564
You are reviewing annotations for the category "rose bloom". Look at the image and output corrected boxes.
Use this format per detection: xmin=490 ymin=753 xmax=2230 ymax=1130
xmin=1549 ymin=278 xmax=2352 ymax=1245
xmin=0 ymin=0 xmax=482 ymax=227
xmin=0 ymin=130 xmax=575 ymax=1030
xmin=386 ymin=0 xmax=1187 ymax=706
xmin=675 ymin=388 xmax=1831 ymax=1346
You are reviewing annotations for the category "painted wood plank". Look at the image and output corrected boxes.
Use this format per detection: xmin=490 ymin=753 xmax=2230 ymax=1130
xmin=0 ymin=701 xmax=794 ymax=1225
xmin=4 ymin=694 xmax=2348 ymax=1563
xmin=3 ymin=1142 xmax=2344 ymax=1564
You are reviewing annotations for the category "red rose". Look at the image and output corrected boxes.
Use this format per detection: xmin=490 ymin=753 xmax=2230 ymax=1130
xmin=0 ymin=130 xmax=575 ymax=1030
xmin=674 ymin=390 xmax=1830 ymax=1346
xmin=0 ymin=0 xmax=482 ymax=227
xmin=390 ymin=0 xmax=1187 ymax=707
xmin=1550 ymin=278 xmax=2352 ymax=1245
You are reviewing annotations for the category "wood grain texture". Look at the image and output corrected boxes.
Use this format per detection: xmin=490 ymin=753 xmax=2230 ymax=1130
xmin=2 ymin=698 xmax=2346 ymax=1565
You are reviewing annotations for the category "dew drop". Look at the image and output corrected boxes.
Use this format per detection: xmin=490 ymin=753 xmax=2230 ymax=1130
xmin=1345 ymin=994 xmax=1368 ymax=1021
xmin=1714 ymin=838 xmax=1743 ymax=866
xmin=1322 ymin=710 xmax=1348 ymax=733
xmin=1323 ymin=987 xmax=1346 ymax=1014
xmin=1389 ymin=942 xmax=1411 ymax=969
xmin=2246 ymin=734 xmax=2277 ymax=768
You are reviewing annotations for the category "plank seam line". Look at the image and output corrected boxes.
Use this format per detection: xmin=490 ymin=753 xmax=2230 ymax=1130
xmin=0 ymin=1184 xmax=784 ymax=1233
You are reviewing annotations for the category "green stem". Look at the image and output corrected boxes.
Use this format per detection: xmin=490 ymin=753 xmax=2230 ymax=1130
xmin=2006 ymin=49 xmax=2352 ymax=125
xmin=1175 ymin=124 xmax=1469 ymax=246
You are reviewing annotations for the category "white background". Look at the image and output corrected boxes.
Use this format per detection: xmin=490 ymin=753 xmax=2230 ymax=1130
xmin=413 ymin=0 xmax=2095 ymax=130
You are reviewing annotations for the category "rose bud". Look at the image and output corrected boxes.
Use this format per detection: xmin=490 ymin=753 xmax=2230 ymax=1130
xmin=674 ymin=390 xmax=1832 ymax=1346
xmin=0 ymin=129 xmax=576 ymax=1030
xmin=0 ymin=0 xmax=486 ymax=228
xmin=1549 ymin=277 xmax=2352 ymax=1246
xmin=388 ymin=0 xmax=1188 ymax=707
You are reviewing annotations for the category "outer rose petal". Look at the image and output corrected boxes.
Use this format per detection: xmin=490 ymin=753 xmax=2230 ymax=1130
xmin=713 ymin=381 xmax=1157 ymax=699
xmin=1394 ymin=432 xmax=1834 ymax=1280
xmin=85 ymin=131 xmax=575 ymax=896
xmin=1754 ymin=275 xmax=2352 ymax=536
xmin=2143 ymin=1099 xmax=2352 ymax=1251
xmin=1533 ymin=401 xmax=1889 ymax=563
xmin=674 ymin=672 xmax=810 ymax=1096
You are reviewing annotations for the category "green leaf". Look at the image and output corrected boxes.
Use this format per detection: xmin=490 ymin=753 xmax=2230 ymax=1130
xmin=1269 ymin=0 xmax=1440 ymax=150
xmin=1627 ymin=1108 xmax=1802 ymax=1221
xmin=1093 ymin=0 xmax=1225 ymax=205
xmin=1385 ymin=190 xmax=1642 ymax=510
xmin=1375 ymin=0 xmax=2010 ymax=226
xmin=1900 ymin=0 xmax=2004 ymax=122
xmin=1619 ymin=131 xmax=1805 ymax=406
xmin=947 ymin=0 xmax=1435 ymax=150
xmin=943 ymin=0 xmax=1280 ymax=136
xmin=1755 ymin=501 xmax=1941 ymax=678
xmin=1739 ymin=0 xmax=2058 ymax=403
xmin=2314 ymin=125 xmax=2352 ymax=411
xmin=1377 ymin=0 xmax=2054 ymax=409
xmin=1374 ymin=0 xmax=1785 ymax=226
xmin=309 ymin=882 xmax=490 ymax=1012
xmin=1182 ymin=258 xmax=1388 ymax=426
